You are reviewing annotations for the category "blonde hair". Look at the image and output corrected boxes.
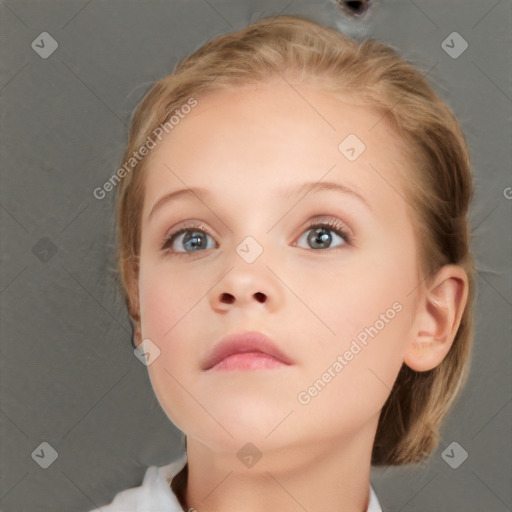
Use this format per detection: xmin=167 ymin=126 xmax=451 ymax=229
xmin=115 ymin=14 xmax=474 ymax=466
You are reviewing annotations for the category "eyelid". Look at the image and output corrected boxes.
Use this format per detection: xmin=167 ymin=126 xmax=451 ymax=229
xmin=161 ymin=220 xmax=214 ymax=250
xmin=160 ymin=215 xmax=355 ymax=253
xmin=300 ymin=215 xmax=354 ymax=242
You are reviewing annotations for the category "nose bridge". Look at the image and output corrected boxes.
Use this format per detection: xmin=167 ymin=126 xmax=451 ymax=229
xmin=224 ymin=202 xmax=277 ymax=267
xmin=235 ymin=233 xmax=267 ymax=265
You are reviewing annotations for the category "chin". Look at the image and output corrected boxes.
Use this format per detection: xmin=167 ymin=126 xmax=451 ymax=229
xmin=185 ymin=405 xmax=298 ymax=452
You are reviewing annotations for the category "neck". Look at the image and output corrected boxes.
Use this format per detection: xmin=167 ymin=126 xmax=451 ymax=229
xmin=181 ymin=420 xmax=377 ymax=512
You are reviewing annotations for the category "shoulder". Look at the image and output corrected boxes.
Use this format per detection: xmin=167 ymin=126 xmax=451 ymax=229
xmin=88 ymin=454 xmax=187 ymax=512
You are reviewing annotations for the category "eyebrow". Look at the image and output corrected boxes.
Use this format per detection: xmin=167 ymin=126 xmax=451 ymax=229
xmin=147 ymin=180 xmax=371 ymax=222
xmin=147 ymin=187 xmax=213 ymax=222
xmin=286 ymin=181 xmax=371 ymax=211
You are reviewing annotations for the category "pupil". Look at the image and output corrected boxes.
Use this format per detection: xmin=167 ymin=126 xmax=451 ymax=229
xmin=309 ymin=227 xmax=331 ymax=249
xmin=184 ymin=231 xmax=204 ymax=250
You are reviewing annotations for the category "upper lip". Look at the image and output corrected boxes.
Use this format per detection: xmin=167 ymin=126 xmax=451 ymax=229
xmin=202 ymin=331 xmax=294 ymax=370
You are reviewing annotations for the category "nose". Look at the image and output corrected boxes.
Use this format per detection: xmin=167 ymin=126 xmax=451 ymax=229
xmin=209 ymin=261 xmax=284 ymax=313
xmin=219 ymin=291 xmax=268 ymax=305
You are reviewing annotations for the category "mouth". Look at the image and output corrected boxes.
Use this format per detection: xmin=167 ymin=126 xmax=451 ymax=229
xmin=202 ymin=331 xmax=294 ymax=372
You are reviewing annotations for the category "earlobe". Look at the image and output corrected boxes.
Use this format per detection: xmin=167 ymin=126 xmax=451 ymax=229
xmin=130 ymin=298 xmax=142 ymax=348
xmin=404 ymin=264 xmax=468 ymax=372
xmin=133 ymin=321 xmax=142 ymax=348
xmin=128 ymin=269 xmax=142 ymax=348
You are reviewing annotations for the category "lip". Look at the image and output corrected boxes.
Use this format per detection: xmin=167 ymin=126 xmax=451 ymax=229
xmin=202 ymin=331 xmax=294 ymax=371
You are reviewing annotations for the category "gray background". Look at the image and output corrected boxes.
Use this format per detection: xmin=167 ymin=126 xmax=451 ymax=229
xmin=1 ymin=0 xmax=511 ymax=511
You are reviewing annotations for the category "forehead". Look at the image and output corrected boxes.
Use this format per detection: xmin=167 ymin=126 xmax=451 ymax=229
xmin=141 ymin=81 xmax=411 ymax=220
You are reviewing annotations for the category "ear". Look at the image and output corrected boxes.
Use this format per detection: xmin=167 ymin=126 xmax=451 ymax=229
xmin=133 ymin=319 xmax=143 ymax=348
xmin=128 ymin=265 xmax=143 ymax=348
xmin=404 ymin=264 xmax=469 ymax=372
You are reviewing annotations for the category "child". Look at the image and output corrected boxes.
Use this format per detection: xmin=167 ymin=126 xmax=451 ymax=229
xmin=90 ymin=13 xmax=474 ymax=512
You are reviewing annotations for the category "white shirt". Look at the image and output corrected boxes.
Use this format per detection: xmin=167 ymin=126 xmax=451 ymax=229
xmin=89 ymin=454 xmax=382 ymax=511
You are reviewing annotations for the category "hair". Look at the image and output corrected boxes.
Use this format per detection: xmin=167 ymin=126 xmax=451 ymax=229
xmin=114 ymin=14 xmax=474 ymax=466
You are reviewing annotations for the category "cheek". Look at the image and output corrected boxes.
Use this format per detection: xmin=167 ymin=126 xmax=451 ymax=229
xmin=139 ymin=280 xmax=173 ymax=338
xmin=293 ymin=301 xmax=414 ymax=432
xmin=138 ymin=268 xmax=201 ymax=380
xmin=137 ymin=267 xmax=204 ymax=432
xmin=139 ymin=266 xmax=203 ymax=339
xmin=290 ymin=250 xmax=417 ymax=349
xmin=291 ymin=237 xmax=418 ymax=396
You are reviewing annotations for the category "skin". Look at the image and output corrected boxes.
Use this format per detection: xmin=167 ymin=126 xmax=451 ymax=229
xmin=134 ymin=79 xmax=468 ymax=512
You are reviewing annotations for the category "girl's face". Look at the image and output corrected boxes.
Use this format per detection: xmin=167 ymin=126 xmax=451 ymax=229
xmin=137 ymin=81 xmax=422 ymax=457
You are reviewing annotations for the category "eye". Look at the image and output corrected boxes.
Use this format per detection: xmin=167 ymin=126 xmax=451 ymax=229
xmin=161 ymin=217 xmax=352 ymax=255
xmin=295 ymin=218 xmax=351 ymax=250
xmin=161 ymin=223 xmax=216 ymax=253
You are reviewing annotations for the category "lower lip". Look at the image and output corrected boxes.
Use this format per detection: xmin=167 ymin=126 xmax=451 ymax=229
xmin=210 ymin=353 xmax=289 ymax=371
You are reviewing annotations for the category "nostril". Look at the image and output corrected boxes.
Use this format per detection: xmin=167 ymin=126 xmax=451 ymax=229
xmin=220 ymin=292 xmax=235 ymax=304
xmin=254 ymin=292 xmax=267 ymax=303
xmin=337 ymin=0 xmax=371 ymax=16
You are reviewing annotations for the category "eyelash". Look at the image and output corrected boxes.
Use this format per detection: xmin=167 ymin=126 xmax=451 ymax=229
xmin=160 ymin=217 xmax=352 ymax=254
